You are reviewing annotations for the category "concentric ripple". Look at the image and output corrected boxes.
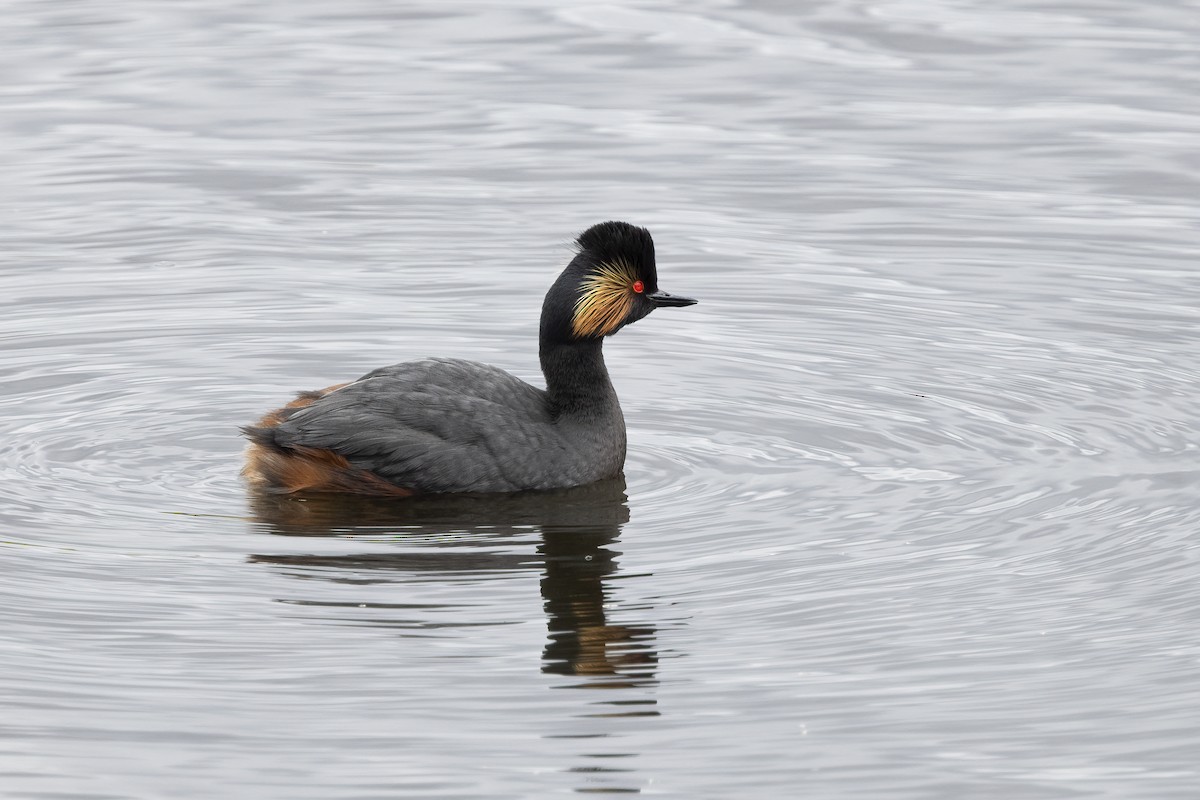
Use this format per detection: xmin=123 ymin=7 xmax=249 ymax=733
xmin=4 ymin=0 xmax=1200 ymax=798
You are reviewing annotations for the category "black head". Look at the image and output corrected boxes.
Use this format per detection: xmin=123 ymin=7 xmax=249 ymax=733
xmin=541 ymin=221 xmax=697 ymax=344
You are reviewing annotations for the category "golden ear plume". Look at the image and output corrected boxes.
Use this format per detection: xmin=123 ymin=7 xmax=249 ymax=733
xmin=572 ymin=259 xmax=638 ymax=338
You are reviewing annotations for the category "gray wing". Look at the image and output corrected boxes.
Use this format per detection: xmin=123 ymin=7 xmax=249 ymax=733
xmin=266 ymin=358 xmax=573 ymax=493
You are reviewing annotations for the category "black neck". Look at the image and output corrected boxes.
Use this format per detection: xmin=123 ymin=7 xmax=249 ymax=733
xmin=540 ymin=338 xmax=617 ymax=416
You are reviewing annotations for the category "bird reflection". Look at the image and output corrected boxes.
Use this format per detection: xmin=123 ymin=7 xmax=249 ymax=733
xmin=247 ymin=477 xmax=657 ymax=683
xmin=540 ymin=525 xmax=656 ymax=687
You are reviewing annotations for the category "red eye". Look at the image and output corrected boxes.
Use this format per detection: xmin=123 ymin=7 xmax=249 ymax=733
xmin=632 ymin=280 xmax=644 ymax=294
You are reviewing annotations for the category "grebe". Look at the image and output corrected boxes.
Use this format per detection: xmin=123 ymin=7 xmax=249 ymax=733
xmin=242 ymin=221 xmax=695 ymax=495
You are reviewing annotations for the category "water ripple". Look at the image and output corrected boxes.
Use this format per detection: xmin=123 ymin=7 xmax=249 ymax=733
xmin=4 ymin=0 xmax=1200 ymax=797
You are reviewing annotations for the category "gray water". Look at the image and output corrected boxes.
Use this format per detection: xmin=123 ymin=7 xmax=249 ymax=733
xmin=3 ymin=1 xmax=1199 ymax=797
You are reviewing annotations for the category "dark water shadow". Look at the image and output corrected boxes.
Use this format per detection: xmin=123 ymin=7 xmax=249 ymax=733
xmin=247 ymin=476 xmax=658 ymax=685
xmin=248 ymin=478 xmax=659 ymax=792
xmin=247 ymin=477 xmax=632 ymax=537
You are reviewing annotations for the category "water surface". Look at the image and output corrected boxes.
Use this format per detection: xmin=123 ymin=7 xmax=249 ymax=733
xmin=2 ymin=1 xmax=1199 ymax=797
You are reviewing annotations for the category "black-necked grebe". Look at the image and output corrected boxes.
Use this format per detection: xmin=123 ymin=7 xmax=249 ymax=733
xmin=242 ymin=221 xmax=696 ymax=495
